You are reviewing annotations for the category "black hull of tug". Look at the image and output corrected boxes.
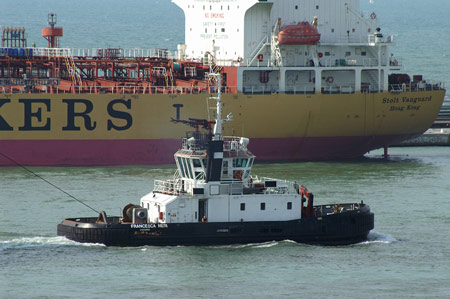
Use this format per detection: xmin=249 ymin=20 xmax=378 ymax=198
xmin=57 ymin=209 xmax=374 ymax=246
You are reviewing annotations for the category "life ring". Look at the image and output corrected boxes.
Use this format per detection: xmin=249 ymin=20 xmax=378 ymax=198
xmin=318 ymin=52 xmax=323 ymax=58
xmin=370 ymin=12 xmax=376 ymax=19
xmin=257 ymin=54 xmax=264 ymax=62
xmin=326 ymin=76 xmax=334 ymax=84
xmin=233 ymin=170 xmax=243 ymax=180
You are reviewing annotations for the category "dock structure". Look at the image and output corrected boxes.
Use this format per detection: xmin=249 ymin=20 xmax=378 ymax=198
xmin=394 ymin=129 xmax=450 ymax=146
xmin=393 ymin=100 xmax=450 ymax=146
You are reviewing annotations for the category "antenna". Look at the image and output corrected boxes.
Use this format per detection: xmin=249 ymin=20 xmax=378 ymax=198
xmin=209 ymin=73 xmax=232 ymax=140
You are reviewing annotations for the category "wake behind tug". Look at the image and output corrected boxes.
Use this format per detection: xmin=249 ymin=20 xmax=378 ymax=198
xmin=57 ymin=75 xmax=374 ymax=246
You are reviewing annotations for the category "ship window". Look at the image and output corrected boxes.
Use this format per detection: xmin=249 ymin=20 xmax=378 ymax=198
xmin=316 ymin=5 xmax=319 ymax=9
xmin=295 ymin=5 xmax=298 ymax=9
xmin=177 ymin=157 xmax=186 ymax=177
xmin=287 ymin=202 xmax=292 ymax=210
xmin=352 ymin=28 xmax=355 ymax=33
xmin=248 ymin=158 xmax=254 ymax=167
xmin=361 ymin=51 xmax=367 ymax=56
xmin=193 ymin=159 xmax=202 ymax=168
xmin=222 ymin=160 xmax=229 ymax=177
xmin=325 ymin=52 xmax=331 ymax=56
xmin=331 ymin=28 xmax=335 ymax=33
xmin=205 ymin=28 xmax=208 ymax=33
xmin=233 ymin=158 xmax=248 ymax=168
xmin=345 ymin=51 xmax=351 ymax=57
xmin=240 ymin=203 xmax=245 ymax=211
xmin=221 ymin=28 xmax=225 ymax=32
xmin=183 ymin=158 xmax=193 ymax=179
xmin=260 ymin=202 xmax=266 ymax=210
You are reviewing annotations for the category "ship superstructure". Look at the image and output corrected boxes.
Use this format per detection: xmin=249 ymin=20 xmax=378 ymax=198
xmin=0 ymin=1 xmax=445 ymax=165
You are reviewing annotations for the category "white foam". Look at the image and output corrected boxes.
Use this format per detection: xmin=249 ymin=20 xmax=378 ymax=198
xmin=357 ymin=231 xmax=397 ymax=245
xmin=0 ymin=236 xmax=105 ymax=251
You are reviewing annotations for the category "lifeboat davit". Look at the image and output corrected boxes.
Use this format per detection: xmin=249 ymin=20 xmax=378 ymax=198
xmin=278 ymin=21 xmax=321 ymax=46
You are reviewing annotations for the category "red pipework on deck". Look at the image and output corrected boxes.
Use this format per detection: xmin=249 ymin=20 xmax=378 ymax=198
xmin=2 ymin=27 xmax=27 ymax=48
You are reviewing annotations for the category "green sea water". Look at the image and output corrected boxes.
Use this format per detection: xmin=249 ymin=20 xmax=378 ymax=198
xmin=1 ymin=147 xmax=450 ymax=298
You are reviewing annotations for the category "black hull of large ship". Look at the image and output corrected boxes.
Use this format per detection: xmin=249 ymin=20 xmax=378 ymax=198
xmin=57 ymin=209 xmax=374 ymax=246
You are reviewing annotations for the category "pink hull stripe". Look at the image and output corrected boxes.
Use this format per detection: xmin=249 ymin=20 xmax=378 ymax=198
xmin=0 ymin=135 xmax=418 ymax=166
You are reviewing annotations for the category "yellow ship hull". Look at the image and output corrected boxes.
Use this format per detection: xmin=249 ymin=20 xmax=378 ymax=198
xmin=0 ymin=89 xmax=445 ymax=165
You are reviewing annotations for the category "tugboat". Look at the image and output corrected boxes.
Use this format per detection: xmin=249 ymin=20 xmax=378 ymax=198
xmin=57 ymin=75 xmax=374 ymax=246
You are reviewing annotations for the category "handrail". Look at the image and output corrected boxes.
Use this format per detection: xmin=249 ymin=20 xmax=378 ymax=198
xmin=6 ymin=47 xmax=179 ymax=59
xmin=2 ymin=82 xmax=445 ymax=95
xmin=246 ymin=36 xmax=269 ymax=66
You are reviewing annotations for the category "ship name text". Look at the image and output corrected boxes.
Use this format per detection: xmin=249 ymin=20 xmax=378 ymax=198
xmin=0 ymin=98 xmax=132 ymax=131
xmin=382 ymin=96 xmax=432 ymax=104
xmin=131 ymin=223 xmax=168 ymax=229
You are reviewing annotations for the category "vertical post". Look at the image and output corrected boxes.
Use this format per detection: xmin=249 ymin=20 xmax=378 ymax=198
xmin=383 ymin=146 xmax=389 ymax=158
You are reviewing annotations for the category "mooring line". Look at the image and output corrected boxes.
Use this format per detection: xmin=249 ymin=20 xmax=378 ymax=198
xmin=0 ymin=152 xmax=100 ymax=214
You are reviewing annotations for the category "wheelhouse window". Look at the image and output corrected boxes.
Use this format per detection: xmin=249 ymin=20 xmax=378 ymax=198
xmin=177 ymin=156 xmax=187 ymax=177
xmin=193 ymin=159 xmax=202 ymax=168
xmin=233 ymin=158 xmax=248 ymax=168
xmin=248 ymin=158 xmax=254 ymax=167
xmin=222 ymin=160 xmax=229 ymax=178
xmin=183 ymin=158 xmax=194 ymax=179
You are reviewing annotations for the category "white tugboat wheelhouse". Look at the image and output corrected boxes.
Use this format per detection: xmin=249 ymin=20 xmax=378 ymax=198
xmin=141 ymin=74 xmax=304 ymax=224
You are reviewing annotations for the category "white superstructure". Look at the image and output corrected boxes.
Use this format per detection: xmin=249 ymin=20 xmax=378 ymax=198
xmin=140 ymin=76 xmax=308 ymax=224
xmin=173 ymin=0 xmax=404 ymax=94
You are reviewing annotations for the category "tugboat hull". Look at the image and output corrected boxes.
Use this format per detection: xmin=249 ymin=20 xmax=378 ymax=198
xmin=57 ymin=209 xmax=374 ymax=246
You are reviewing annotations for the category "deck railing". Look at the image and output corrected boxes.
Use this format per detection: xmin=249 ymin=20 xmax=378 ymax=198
xmin=1 ymin=82 xmax=445 ymax=95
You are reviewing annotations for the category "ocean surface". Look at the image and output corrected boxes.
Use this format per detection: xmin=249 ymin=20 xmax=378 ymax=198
xmin=1 ymin=0 xmax=450 ymax=298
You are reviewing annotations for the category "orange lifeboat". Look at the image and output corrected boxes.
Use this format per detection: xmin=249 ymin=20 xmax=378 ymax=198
xmin=278 ymin=21 xmax=320 ymax=46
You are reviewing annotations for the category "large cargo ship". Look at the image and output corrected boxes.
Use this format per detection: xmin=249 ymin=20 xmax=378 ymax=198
xmin=0 ymin=0 xmax=445 ymax=166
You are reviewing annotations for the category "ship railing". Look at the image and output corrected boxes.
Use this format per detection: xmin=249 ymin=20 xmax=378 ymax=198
xmin=389 ymin=81 xmax=445 ymax=93
xmin=3 ymin=85 xmax=238 ymax=95
xmin=320 ymin=57 xmax=380 ymax=68
xmin=246 ymin=36 xmax=270 ymax=66
xmin=28 ymin=47 xmax=179 ymax=59
xmin=314 ymin=202 xmax=365 ymax=217
xmin=250 ymin=175 xmax=298 ymax=195
xmin=319 ymin=34 xmax=394 ymax=45
xmin=321 ymin=85 xmax=356 ymax=94
xmin=222 ymin=136 xmax=249 ymax=152
xmin=285 ymin=86 xmax=316 ymax=94
xmin=153 ymin=179 xmax=183 ymax=195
